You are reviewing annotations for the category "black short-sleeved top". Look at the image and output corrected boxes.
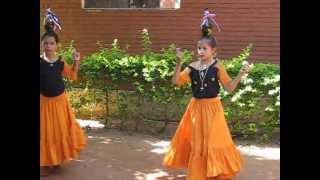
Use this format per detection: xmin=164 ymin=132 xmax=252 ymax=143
xmin=188 ymin=61 xmax=220 ymax=98
xmin=40 ymin=57 xmax=65 ymax=97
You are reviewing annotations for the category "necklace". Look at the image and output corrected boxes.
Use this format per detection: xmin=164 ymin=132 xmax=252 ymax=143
xmin=198 ymin=60 xmax=211 ymax=91
xmin=198 ymin=58 xmax=218 ymax=91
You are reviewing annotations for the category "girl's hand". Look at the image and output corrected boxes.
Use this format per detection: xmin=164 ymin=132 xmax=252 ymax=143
xmin=176 ymin=48 xmax=183 ymax=64
xmin=240 ymin=61 xmax=253 ymax=75
xmin=72 ymin=48 xmax=81 ymax=62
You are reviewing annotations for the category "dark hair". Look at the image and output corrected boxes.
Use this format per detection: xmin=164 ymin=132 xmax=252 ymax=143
xmin=199 ymin=35 xmax=217 ymax=48
xmin=41 ymin=19 xmax=59 ymax=43
xmin=199 ymin=29 xmax=217 ymax=48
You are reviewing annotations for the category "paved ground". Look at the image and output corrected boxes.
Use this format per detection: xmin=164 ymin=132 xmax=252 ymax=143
xmin=41 ymin=128 xmax=279 ymax=180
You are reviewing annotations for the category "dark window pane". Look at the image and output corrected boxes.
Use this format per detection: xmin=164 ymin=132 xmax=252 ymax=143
xmin=84 ymin=0 xmax=180 ymax=9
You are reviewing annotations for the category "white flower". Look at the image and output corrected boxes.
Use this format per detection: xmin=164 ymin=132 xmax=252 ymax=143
xmin=262 ymin=74 xmax=280 ymax=85
xmin=242 ymin=61 xmax=249 ymax=66
xmin=241 ymin=73 xmax=249 ymax=79
xmin=231 ymin=94 xmax=241 ymax=102
xmin=265 ymin=107 xmax=275 ymax=112
xmin=238 ymin=103 xmax=245 ymax=107
xmin=238 ymin=89 xmax=245 ymax=95
xmin=243 ymin=78 xmax=254 ymax=85
xmin=231 ymin=96 xmax=237 ymax=102
xmin=268 ymin=87 xmax=280 ymax=95
xmin=220 ymin=90 xmax=229 ymax=97
xmin=249 ymin=103 xmax=255 ymax=107
xmin=142 ymin=28 xmax=148 ymax=33
xmin=244 ymin=85 xmax=253 ymax=92
xmin=262 ymin=78 xmax=271 ymax=85
xmin=268 ymin=90 xmax=274 ymax=95
xmin=275 ymin=101 xmax=280 ymax=106
xmin=227 ymin=64 xmax=234 ymax=68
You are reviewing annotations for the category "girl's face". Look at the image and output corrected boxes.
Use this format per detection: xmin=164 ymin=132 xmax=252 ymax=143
xmin=42 ymin=36 xmax=58 ymax=53
xmin=197 ymin=41 xmax=216 ymax=61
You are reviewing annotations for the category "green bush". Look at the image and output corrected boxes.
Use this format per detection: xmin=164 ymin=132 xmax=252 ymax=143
xmin=59 ymin=29 xmax=280 ymax=142
xmin=219 ymin=45 xmax=279 ymax=141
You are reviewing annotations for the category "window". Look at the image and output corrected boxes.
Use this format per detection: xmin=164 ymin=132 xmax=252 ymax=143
xmin=83 ymin=0 xmax=181 ymax=9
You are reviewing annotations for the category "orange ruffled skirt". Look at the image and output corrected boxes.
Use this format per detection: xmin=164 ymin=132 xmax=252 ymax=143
xmin=163 ymin=97 xmax=243 ymax=180
xmin=40 ymin=92 xmax=86 ymax=166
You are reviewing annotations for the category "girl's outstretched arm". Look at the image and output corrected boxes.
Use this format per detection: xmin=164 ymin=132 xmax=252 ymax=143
xmin=172 ymin=48 xmax=191 ymax=86
xmin=62 ymin=49 xmax=81 ymax=81
xmin=218 ymin=61 xmax=252 ymax=93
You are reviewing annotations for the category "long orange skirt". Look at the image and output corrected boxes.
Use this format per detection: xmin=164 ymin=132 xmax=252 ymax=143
xmin=40 ymin=92 xmax=86 ymax=166
xmin=163 ymin=97 xmax=243 ymax=180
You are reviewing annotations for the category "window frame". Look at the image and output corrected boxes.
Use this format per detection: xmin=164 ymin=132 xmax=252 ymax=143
xmin=81 ymin=0 xmax=181 ymax=11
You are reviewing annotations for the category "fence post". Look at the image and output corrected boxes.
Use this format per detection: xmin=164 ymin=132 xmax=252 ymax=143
xmin=104 ymin=88 xmax=110 ymax=128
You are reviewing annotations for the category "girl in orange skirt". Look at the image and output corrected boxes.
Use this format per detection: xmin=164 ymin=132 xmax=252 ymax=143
xmin=40 ymin=9 xmax=86 ymax=176
xmin=163 ymin=9 xmax=252 ymax=180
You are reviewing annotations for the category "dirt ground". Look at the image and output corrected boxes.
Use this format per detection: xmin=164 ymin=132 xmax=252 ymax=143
xmin=40 ymin=129 xmax=279 ymax=180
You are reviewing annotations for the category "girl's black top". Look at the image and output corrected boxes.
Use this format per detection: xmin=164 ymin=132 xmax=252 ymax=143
xmin=188 ymin=61 xmax=220 ymax=98
xmin=40 ymin=57 xmax=65 ymax=97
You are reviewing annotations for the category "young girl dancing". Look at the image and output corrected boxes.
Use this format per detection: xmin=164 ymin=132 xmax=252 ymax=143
xmin=40 ymin=9 xmax=86 ymax=176
xmin=163 ymin=9 xmax=252 ymax=180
